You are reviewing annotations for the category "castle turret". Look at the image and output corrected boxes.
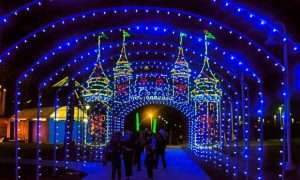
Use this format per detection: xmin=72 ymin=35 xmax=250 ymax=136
xmin=191 ymin=30 xmax=222 ymax=146
xmin=171 ymin=32 xmax=191 ymax=103
xmin=82 ymin=33 xmax=113 ymax=103
xmin=113 ymin=30 xmax=133 ymax=102
xmin=191 ymin=30 xmax=221 ymax=102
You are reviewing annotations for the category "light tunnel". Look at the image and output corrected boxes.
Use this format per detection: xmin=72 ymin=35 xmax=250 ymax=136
xmin=15 ymin=28 xmax=265 ymax=179
xmin=0 ymin=1 xmax=299 ymax=180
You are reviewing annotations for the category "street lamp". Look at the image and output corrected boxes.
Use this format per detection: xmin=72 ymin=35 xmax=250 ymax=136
xmin=279 ymin=106 xmax=283 ymax=126
xmin=148 ymin=113 xmax=153 ymax=132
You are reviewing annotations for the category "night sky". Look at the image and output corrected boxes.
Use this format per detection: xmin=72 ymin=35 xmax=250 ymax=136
xmin=0 ymin=0 xmax=299 ymax=118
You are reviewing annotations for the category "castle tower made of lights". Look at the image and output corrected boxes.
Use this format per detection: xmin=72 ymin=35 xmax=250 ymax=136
xmin=191 ymin=30 xmax=222 ymax=148
xmin=171 ymin=32 xmax=191 ymax=103
xmin=113 ymin=30 xmax=133 ymax=103
xmin=82 ymin=33 xmax=113 ymax=150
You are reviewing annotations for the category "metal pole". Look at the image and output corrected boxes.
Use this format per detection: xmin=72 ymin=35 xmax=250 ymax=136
xmin=218 ymin=101 xmax=222 ymax=144
xmin=241 ymin=73 xmax=245 ymax=141
xmin=281 ymin=24 xmax=294 ymax=170
xmin=230 ymin=101 xmax=233 ymax=141
xmin=53 ymin=92 xmax=58 ymax=176
xmin=15 ymin=84 xmax=20 ymax=180
xmin=241 ymin=73 xmax=249 ymax=179
xmin=36 ymin=90 xmax=42 ymax=180
xmin=206 ymin=101 xmax=209 ymax=145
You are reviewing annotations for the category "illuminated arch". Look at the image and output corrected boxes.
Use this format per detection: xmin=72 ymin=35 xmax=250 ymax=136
xmin=2 ymin=3 xmax=292 ymax=180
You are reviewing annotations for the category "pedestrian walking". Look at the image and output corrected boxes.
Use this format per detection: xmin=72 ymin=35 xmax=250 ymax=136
xmin=109 ymin=132 xmax=122 ymax=180
xmin=155 ymin=130 xmax=167 ymax=169
xmin=133 ymin=131 xmax=144 ymax=171
xmin=122 ymin=130 xmax=134 ymax=180
xmin=144 ymin=132 xmax=157 ymax=180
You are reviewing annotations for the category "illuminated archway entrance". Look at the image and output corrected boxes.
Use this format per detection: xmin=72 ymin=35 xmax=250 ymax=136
xmin=125 ymin=104 xmax=188 ymax=145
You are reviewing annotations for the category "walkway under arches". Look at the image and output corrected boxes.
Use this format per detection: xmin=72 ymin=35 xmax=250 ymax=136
xmin=111 ymin=99 xmax=195 ymax=147
xmin=76 ymin=148 xmax=210 ymax=180
xmin=124 ymin=104 xmax=189 ymax=145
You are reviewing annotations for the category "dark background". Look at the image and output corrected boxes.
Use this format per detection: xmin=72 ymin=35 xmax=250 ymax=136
xmin=0 ymin=0 xmax=299 ymax=122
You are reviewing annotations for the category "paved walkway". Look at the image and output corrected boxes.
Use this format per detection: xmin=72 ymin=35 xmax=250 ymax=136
xmin=77 ymin=148 xmax=210 ymax=180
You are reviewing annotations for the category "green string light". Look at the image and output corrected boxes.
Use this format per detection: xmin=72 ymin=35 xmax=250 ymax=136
xmin=153 ymin=116 xmax=157 ymax=134
xmin=135 ymin=112 xmax=140 ymax=132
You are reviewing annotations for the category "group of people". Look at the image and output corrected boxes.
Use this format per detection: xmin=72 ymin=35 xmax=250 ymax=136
xmin=104 ymin=128 xmax=168 ymax=180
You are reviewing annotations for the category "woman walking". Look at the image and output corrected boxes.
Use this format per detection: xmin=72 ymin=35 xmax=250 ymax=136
xmin=122 ymin=130 xmax=134 ymax=180
xmin=155 ymin=130 xmax=167 ymax=169
xmin=144 ymin=131 xmax=157 ymax=180
xmin=109 ymin=132 xmax=122 ymax=180
xmin=134 ymin=131 xmax=144 ymax=171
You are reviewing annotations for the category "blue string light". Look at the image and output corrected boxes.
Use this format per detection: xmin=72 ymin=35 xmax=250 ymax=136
xmin=8 ymin=6 xmax=293 ymax=179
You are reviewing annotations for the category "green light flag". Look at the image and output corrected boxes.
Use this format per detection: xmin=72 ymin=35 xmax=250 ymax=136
xmin=204 ymin=30 xmax=216 ymax=40
xmin=99 ymin=32 xmax=108 ymax=39
xmin=179 ymin=32 xmax=187 ymax=46
xmin=122 ymin=30 xmax=130 ymax=42
xmin=97 ymin=32 xmax=108 ymax=63
xmin=204 ymin=30 xmax=216 ymax=57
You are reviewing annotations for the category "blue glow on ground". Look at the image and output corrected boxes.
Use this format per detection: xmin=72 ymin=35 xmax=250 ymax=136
xmin=76 ymin=148 xmax=210 ymax=180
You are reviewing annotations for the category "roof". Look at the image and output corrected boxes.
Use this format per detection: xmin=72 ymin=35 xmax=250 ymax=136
xmin=195 ymin=56 xmax=218 ymax=83
xmin=10 ymin=107 xmax=54 ymax=120
xmin=171 ymin=46 xmax=191 ymax=76
xmin=10 ymin=106 xmax=88 ymax=122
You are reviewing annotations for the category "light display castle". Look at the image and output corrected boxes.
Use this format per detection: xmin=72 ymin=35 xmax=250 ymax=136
xmin=81 ymin=30 xmax=222 ymax=153
xmin=10 ymin=4 xmax=296 ymax=179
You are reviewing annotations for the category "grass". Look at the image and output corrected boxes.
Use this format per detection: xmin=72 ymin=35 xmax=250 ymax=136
xmin=0 ymin=163 xmax=86 ymax=180
xmin=188 ymin=139 xmax=300 ymax=180
xmin=0 ymin=142 xmax=86 ymax=179
xmin=0 ymin=139 xmax=299 ymax=179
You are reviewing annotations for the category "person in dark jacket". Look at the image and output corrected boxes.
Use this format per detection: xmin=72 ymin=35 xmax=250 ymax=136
xmin=144 ymin=131 xmax=157 ymax=180
xmin=155 ymin=131 xmax=167 ymax=169
xmin=133 ymin=132 xmax=144 ymax=171
xmin=110 ymin=132 xmax=122 ymax=180
xmin=122 ymin=130 xmax=134 ymax=180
